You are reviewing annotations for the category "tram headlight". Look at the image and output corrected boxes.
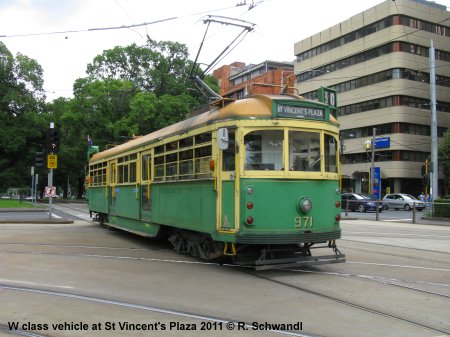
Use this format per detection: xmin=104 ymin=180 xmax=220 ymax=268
xmin=298 ymin=197 xmax=312 ymax=213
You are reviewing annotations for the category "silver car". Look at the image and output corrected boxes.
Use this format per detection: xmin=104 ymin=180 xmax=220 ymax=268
xmin=382 ymin=193 xmax=426 ymax=211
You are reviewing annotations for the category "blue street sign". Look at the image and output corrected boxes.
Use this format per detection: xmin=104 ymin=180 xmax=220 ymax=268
xmin=374 ymin=137 xmax=390 ymax=149
xmin=371 ymin=167 xmax=381 ymax=199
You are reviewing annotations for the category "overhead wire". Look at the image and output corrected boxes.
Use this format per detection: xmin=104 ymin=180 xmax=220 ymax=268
xmin=0 ymin=4 xmax=242 ymax=39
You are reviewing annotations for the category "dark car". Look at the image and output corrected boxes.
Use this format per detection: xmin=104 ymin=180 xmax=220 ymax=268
xmin=341 ymin=192 xmax=384 ymax=212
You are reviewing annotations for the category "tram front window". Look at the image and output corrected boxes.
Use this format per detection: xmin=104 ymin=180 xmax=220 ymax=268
xmin=325 ymin=134 xmax=338 ymax=173
xmin=289 ymin=131 xmax=321 ymax=172
xmin=244 ymin=130 xmax=283 ymax=170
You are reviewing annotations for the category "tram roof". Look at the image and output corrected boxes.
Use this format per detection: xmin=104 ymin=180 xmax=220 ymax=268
xmin=90 ymin=94 xmax=336 ymax=162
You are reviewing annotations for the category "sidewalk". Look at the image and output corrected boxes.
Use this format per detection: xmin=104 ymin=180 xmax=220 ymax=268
xmin=1 ymin=206 xmax=448 ymax=226
xmin=0 ymin=207 xmax=74 ymax=224
xmin=341 ymin=213 xmax=450 ymax=227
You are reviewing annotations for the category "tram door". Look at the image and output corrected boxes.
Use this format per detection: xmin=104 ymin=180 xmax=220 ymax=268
xmin=140 ymin=153 xmax=152 ymax=221
xmin=219 ymin=130 xmax=237 ymax=231
xmin=109 ymin=161 xmax=117 ymax=215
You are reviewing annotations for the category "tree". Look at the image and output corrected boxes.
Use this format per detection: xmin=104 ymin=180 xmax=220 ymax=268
xmin=86 ymin=38 xmax=192 ymax=97
xmin=49 ymin=38 xmax=218 ymax=198
xmin=0 ymin=42 xmax=48 ymax=193
xmin=438 ymin=128 xmax=450 ymax=196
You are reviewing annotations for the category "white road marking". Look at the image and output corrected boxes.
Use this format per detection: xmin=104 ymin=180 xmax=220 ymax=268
xmin=0 ymin=278 xmax=74 ymax=289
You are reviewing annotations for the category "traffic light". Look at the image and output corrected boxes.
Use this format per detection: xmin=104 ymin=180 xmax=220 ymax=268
xmin=421 ymin=165 xmax=426 ymax=176
xmin=46 ymin=128 xmax=60 ymax=153
xmin=35 ymin=151 xmax=45 ymax=168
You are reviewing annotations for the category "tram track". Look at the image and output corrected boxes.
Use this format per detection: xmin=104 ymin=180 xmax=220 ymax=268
xmin=2 ymin=206 xmax=449 ymax=336
xmin=1 ymin=245 xmax=449 ymax=296
xmin=1 ymin=245 xmax=449 ymax=336
xmin=0 ymin=284 xmax=309 ymax=337
xmin=2 ymin=245 xmax=450 ymax=309
xmin=240 ymin=270 xmax=450 ymax=336
xmin=287 ymin=266 xmax=450 ymax=298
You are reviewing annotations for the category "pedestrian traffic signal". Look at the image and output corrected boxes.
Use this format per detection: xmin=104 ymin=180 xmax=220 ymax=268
xmin=35 ymin=151 xmax=45 ymax=168
xmin=46 ymin=128 xmax=60 ymax=153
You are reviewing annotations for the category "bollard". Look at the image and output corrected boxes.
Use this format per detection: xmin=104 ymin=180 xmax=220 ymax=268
xmin=376 ymin=200 xmax=379 ymax=221
xmin=412 ymin=201 xmax=416 ymax=224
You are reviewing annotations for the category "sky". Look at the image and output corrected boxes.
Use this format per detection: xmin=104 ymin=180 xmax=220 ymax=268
xmin=1 ymin=0 xmax=449 ymax=101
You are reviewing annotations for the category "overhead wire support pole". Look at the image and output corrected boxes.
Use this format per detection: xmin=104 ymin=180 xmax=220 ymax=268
xmin=370 ymin=128 xmax=376 ymax=197
xmin=429 ymin=40 xmax=438 ymax=208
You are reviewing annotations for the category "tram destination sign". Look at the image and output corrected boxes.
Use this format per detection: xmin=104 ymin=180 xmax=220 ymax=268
xmin=275 ymin=104 xmax=325 ymax=121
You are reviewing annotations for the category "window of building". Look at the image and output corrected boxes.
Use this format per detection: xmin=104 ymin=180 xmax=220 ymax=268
xmin=338 ymin=95 xmax=450 ymax=117
xmin=296 ymin=14 xmax=448 ymax=62
xmin=298 ymin=41 xmax=449 ymax=86
xmin=341 ymin=150 xmax=429 ymax=164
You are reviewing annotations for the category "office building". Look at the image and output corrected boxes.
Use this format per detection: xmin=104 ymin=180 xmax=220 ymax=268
xmin=294 ymin=0 xmax=450 ymax=196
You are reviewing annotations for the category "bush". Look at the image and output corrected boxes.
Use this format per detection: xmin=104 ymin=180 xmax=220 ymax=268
xmin=433 ymin=199 xmax=450 ymax=218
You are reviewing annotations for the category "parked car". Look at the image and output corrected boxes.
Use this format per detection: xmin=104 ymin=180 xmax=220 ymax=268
xmin=341 ymin=193 xmax=384 ymax=213
xmin=382 ymin=193 xmax=426 ymax=211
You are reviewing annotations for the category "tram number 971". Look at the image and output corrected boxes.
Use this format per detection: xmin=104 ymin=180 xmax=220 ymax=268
xmin=294 ymin=216 xmax=313 ymax=228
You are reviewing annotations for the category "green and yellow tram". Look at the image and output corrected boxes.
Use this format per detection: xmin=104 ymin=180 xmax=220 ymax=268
xmin=86 ymin=92 xmax=345 ymax=269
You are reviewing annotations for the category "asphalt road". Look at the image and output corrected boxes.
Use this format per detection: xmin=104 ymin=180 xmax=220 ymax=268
xmin=0 ymin=204 xmax=449 ymax=337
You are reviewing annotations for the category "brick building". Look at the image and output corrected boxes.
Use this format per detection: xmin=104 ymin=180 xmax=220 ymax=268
xmin=213 ymin=60 xmax=295 ymax=99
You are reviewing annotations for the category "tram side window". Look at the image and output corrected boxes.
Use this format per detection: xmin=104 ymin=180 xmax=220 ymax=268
xmin=195 ymin=145 xmax=212 ymax=178
xmin=141 ymin=154 xmax=151 ymax=181
xmin=154 ymin=156 xmax=164 ymax=181
xmin=289 ymin=131 xmax=321 ymax=172
xmin=89 ymin=162 xmax=107 ymax=186
xmin=222 ymin=131 xmax=235 ymax=171
xmin=165 ymin=153 xmax=178 ymax=181
xmin=244 ymin=130 xmax=283 ymax=170
xmin=325 ymin=134 xmax=338 ymax=173
xmin=118 ymin=164 xmax=129 ymax=183
xmin=179 ymin=149 xmax=193 ymax=179
xmin=117 ymin=154 xmax=137 ymax=183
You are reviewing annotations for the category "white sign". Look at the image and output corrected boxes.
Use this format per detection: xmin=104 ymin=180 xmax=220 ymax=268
xmin=44 ymin=186 xmax=56 ymax=198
